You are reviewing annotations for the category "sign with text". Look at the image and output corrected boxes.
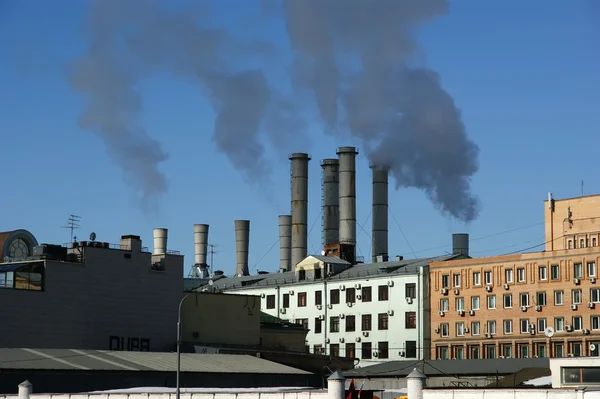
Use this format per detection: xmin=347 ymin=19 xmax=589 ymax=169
xmin=109 ymin=335 xmax=150 ymax=351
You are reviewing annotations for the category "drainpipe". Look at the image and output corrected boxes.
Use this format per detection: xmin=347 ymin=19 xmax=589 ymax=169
xmin=324 ymin=280 xmax=328 ymax=352
xmin=276 ymin=286 xmax=280 ymax=319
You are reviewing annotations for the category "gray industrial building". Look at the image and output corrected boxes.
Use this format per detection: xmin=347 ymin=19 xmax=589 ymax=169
xmin=0 ymin=228 xmax=183 ymax=351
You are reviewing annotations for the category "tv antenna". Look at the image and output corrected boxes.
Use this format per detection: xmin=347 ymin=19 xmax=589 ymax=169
xmin=62 ymin=214 xmax=81 ymax=243
xmin=208 ymin=244 xmax=220 ymax=269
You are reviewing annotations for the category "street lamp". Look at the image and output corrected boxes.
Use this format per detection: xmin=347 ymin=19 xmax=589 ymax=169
xmin=176 ymin=292 xmax=196 ymax=399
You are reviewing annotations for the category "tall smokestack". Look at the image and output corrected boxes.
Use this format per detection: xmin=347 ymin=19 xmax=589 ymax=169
xmin=235 ymin=220 xmax=250 ymax=276
xmin=337 ymin=147 xmax=358 ymax=261
xmin=321 ymin=159 xmax=340 ymax=247
xmin=371 ymin=165 xmax=389 ymax=263
xmin=452 ymin=233 xmax=469 ymax=257
xmin=278 ymin=215 xmax=292 ymax=272
xmin=194 ymin=224 xmax=209 ymax=265
xmin=153 ymin=228 xmax=168 ymax=255
xmin=290 ymin=153 xmax=311 ymax=268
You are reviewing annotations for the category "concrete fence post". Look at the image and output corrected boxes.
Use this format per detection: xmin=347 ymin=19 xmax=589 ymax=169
xmin=406 ymin=368 xmax=426 ymax=399
xmin=18 ymin=381 xmax=32 ymax=399
xmin=327 ymin=371 xmax=346 ymax=399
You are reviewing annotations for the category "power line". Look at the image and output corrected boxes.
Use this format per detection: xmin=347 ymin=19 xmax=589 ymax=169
xmin=389 ymin=206 xmax=417 ymax=258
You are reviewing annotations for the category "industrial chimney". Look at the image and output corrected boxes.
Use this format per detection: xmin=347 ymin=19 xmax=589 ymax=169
xmin=321 ymin=159 xmax=340 ymax=248
xmin=371 ymin=165 xmax=389 ymax=263
xmin=153 ymin=228 xmax=168 ymax=255
xmin=278 ymin=215 xmax=292 ymax=272
xmin=452 ymin=233 xmax=470 ymax=257
xmin=194 ymin=224 xmax=209 ymax=265
xmin=337 ymin=146 xmax=358 ymax=263
xmin=235 ymin=220 xmax=250 ymax=276
xmin=289 ymin=153 xmax=311 ymax=268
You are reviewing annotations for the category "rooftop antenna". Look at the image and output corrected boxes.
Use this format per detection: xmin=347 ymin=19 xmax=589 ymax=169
xmin=208 ymin=243 xmax=219 ymax=270
xmin=581 ymin=180 xmax=584 ymax=197
xmin=62 ymin=214 xmax=81 ymax=243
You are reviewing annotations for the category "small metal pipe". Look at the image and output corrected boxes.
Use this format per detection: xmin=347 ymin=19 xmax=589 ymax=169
xmin=176 ymin=292 xmax=195 ymax=399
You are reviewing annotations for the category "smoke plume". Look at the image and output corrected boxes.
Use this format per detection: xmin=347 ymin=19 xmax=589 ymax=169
xmin=72 ymin=0 xmax=480 ymax=221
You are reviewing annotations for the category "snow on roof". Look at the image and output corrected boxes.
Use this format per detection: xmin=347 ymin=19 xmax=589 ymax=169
xmin=522 ymin=376 xmax=552 ymax=386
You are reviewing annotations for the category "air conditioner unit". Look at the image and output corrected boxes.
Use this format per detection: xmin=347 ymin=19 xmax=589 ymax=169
xmin=591 ymin=277 xmax=596 ymax=283
xmin=440 ymin=288 xmax=448 ymax=295
xmin=485 ymin=333 xmax=491 ymax=338
xmin=362 ymin=331 xmax=369 ymax=337
xmin=261 ymin=293 xmax=266 ymax=298
xmin=529 ymin=323 xmax=535 ymax=329
xmin=457 ymin=310 xmax=465 ymax=316
xmin=373 ymin=352 xmax=379 ymax=357
xmin=388 ymin=310 xmax=394 ymax=316
xmin=583 ymin=329 xmax=590 ymax=335
xmin=464 ymin=327 xmax=470 ymax=333
xmin=289 ymin=290 xmax=294 ymax=295
xmin=319 ymin=315 xmax=324 ymax=320
xmin=339 ymin=285 xmax=346 ymax=291
xmin=434 ymin=328 xmax=440 ymax=334
xmin=530 ymin=330 xmax=535 ymax=335
xmin=567 ymin=354 xmax=575 ymax=357
xmin=485 ymin=285 xmax=492 ymax=292
xmin=387 ymin=281 xmax=394 ymax=287
xmin=453 ymin=289 xmax=460 ymax=295
xmin=406 ymin=297 xmax=413 ymax=304
xmin=339 ymin=314 xmax=345 ymax=319
xmin=328 ymin=304 xmax=333 ymax=309
xmin=316 ymin=304 xmax=322 ymax=310
xmin=535 ymin=305 xmax=542 ymax=311
xmin=354 ymin=283 xmax=361 ymax=289
xmin=356 ymin=295 xmax=362 ymax=300
xmin=399 ymin=351 xmax=406 ymax=357
xmin=588 ymin=302 xmax=595 ymax=309
xmin=570 ymin=304 xmax=577 ymax=310
xmin=573 ymin=278 xmax=580 ymax=285
xmin=347 ymin=302 xmax=353 ymax=307
xmin=325 ymin=338 xmax=330 ymax=343
xmin=503 ymin=284 xmax=509 ymax=290
xmin=339 ymin=338 xmax=345 ymax=343
xmin=521 ymin=306 xmax=527 ymax=312
xmin=280 ymin=308 xmax=286 ymax=314
xmin=566 ymin=325 xmax=573 ymax=332
xmin=438 ymin=311 xmax=445 ymax=316
xmin=469 ymin=309 xmax=475 ymax=316
xmin=355 ymin=337 xmax=361 ymax=342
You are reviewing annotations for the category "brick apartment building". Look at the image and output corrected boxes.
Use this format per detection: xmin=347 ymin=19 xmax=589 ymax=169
xmin=429 ymin=193 xmax=600 ymax=360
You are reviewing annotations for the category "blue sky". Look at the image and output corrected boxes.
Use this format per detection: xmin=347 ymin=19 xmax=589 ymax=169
xmin=1 ymin=0 xmax=599 ymax=276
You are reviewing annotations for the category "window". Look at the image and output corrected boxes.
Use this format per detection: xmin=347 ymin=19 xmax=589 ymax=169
xmin=405 ymin=283 xmax=416 ymax=299
xmin=471 ymin=296 xmax=480 ymax=310
xmin=405 ymin=341 xmax=417 ymax=358
xmin=537 ymin=318 xmax=546 ymax=332
xmin=591 ymin=316 xmax=600 ymax=330
xmin=470 ymin=346 xmax=480 ymax=359
xmin=440 ymin=323 xmax=449 ymax=337
xmin=572 ymin=316 xmax=583 ymax=330
xmin=517 ymin=268 xmax=526 ymax=282
xmin=503 ymin=320 xmax=513 ymax=334
xmin=502 ymin=344 xmax=512 ymax=358
xmin=314 ymin=344 xmax=324 ymax=354
xmin=345 ymin=343 xmax=355 ymax=358
xmin=487 ymin=320 xmax=496 ymax=335
xmin=361 ymin=314 xmax=372 ymax=331
xmin=266 ymin=295 xmax=275 ymax=309
xmin=505 ymin=269 xmax=514 ymax=283
xmin=314 ymin=318 xmax=322 ymax=333
xmin=440 ymin=298 xmax=449 ymax=312
xmin=581 ymin=238 xmax=586 ymax=248
xmin=591 ymin=288 xmax=600 ymax=303
xmin=361 ymin=342 xmax=372 ymax=359
xmin=484 ymin=271 xmax=493 ymax=285
xmin=299 ymin=270 xmax=306 ymax=280
xmin=572 ymin=342 xmax=583 ymax=357
xmin=442 ymin=274 xmax=450 ymax=288
xmin=594 ymin=238 xmax=598 ymax=247
xmin=471 ymin=321 xmax=480 ymax=335
xmin=572 ymin=289 xmax=582 ymax=304
xmin=562 ymin=367 xmax=600 ymax=384
xmin=574 ymin=263 xmax=583 ymax=279
xmin=315 ymin=290 xmax=322 ymax=305
xmin=456 ymin=297 xmax=465 ymax=311
xmin=539 ymin=266 xmax=547 ymax=281
xmin=456 ymin=322 xmax=465 ymax=336
xmin=297 ymin=292 xmax=307 ymax=307
xmin=378 ymin=313 xmax=389 ymax=330
xmin=453 ymin=273 xmax=461 ymax=287
xmin=283 ymin=294 xmax=290 ymax=308
xmin=473 ymin=271 xmax=481 ymax=286
xmin=554 ymin=343 xmax=564 ymax=358
xmin=361 ymin=286 xmax=372 ymax=302
xmin=405 ymin=312 xmax=416 ymax=329
xmin=588 ymin=262 xmax=597 ymax=277
xmin=330 ymin=316 xmax=340 ymax=332
xmin=520 ymin=319 xmax=530 ymax=333
xmin=536 ymin=291 xmax=547 ymax=307
xmin=314 ymin=267 xmax=322 ymax=279
xmin=346 ymin=288 xmax=356 ymax=304
xmin=487 ymin=295 xmax=496 ymax=309
xmin=555 ymin=290 xmax=564 ymax=305
xmin=520 ymin=293 xmax=530 ymax=307
xmin=555 ymin=317 xmax=564 ymax=332
xmin=503 ymin=294 xmax=512 ymax=308
xmin=377 ymin=341 xmax=389 ymax=359
xmin=486 ymin=344 xmax=496 ymax=359
xmin=330 ymin=289 xmax=340 ymax=304
xmin=345 ymin=315 xmax=356 ymax=332
xmin=439 ymin=347 xmax=449 ymax=360
xmin=378 ymin=285 xmax=389 ymax=301
xmin=519 ymin=344 xmax=529 ymax=358
xmin=551 ymin=264 xmax=560 ymax=280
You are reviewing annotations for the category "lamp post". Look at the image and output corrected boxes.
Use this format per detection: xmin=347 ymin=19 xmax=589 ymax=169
xmin=176 ymin=292 xmax=195 ymax=399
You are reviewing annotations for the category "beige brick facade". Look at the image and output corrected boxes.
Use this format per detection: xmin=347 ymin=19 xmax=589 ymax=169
xmin=429 ymin=194 xmax=600 ymax=360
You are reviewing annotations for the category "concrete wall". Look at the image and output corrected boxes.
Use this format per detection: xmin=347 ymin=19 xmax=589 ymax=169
xmin=260 ymin=327 xmax=308 ymax=352
xmin=181 ymin=292 xmax=261 ymax=346
xmin=423 ymin=389 xmax=588 ymax=399
xmin=545 ymin=194 xmax=600 ymax=251
xmin=0 ymin=243 xmax=183 ymax=352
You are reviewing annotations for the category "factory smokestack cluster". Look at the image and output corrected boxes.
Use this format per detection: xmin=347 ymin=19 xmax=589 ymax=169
xmin=289 ymin=153 xmax=311 ymax=268
xmin=153 ymin=228 xmax=168 ymax=255
xmin=235 ymin=220 xmax=250 ymax=276
xmin=321 ymin=159 xmax=340 ymax=247
xmin=337 ymin=147 xmax=358 ymax=263
xmin=194 ymin=224 xmax=209 ymax=265
xmin=371 ymin=165 xmax=389 ymax=263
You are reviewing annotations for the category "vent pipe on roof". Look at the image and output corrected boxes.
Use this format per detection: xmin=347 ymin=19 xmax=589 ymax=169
xmin=452 ymin=233 xmax=469 ymax=256
xmin=371 ymin=165 xmax=389 ymax=263
xmin=235 ymin=220 xmax=250 ymax=276
xmin=321 ymin=159 xmax=340 ymax=247
xmin=337 ymin=147 xmax=358 ymax=260
xmin=278 ymin=215 xmax=292 ymax=272
xmin=194 ymin=224 xmax=209 ymax=265
xmin=290 ymin=153 xmax=311 ymax=268
xmin=153 ymin=228 xmax=167 ymax=255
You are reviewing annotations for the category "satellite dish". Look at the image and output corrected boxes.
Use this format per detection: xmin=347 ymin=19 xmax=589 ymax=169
xmin=321 ymin=250 xmax=326 ymax=256
xmin=590 ymin=344 xmax=596 ymax=351
xmin=208 ymin=279 xmax=214 ymax=286
xmin=544 ymin=326 xmax=555 ymax=338
xmin=89 ymin=232 xmax=97 ymax=242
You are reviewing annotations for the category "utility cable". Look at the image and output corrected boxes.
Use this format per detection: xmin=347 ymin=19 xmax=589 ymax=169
xmin=388 ymin=206 xmax=417 ymax=258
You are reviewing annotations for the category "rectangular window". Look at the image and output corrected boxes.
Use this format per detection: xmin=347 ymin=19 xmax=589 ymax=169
xmin=405 ymin=283 xmax=416 ymax=299
xmin=520 ymin=293 xmax=530 ymax=307
xmin=405 ymin=312 xmax=417 ymax=329
xmin=591 ymin=288 xmax=600 ymax=303
xmin=484 ymin=271 xmax=493 ymax=285
xmin=440 ymin=323 xmax=449 ymax=337
xmin=505 ymin=269 xmax=514 ymax=283
xmin=502 ymin=344 xmax=512 ymax=358
xmin=554 ymin=343 xmax=564 ymax=358
xmin=591 ymin=316 xmax=600 ymax=330
xmin=453 ymin=273 xmax=461 ymax=287
xmin=520 ymin=319 xmax=529 ymax=333
xmin=574 ymin=263 xmax=583 ymax=279
xmin=378 ymin=285 xmax=389 ymax=301
xmin=588 ymin=262 xmax=597 ymax=277
xmin=361 ymin=287 xmax=372 ymax=302
xmin=442 ymin=274 xmax=450 ymax=288
xmin=361 ymin=314 xmax=372 ymax=331
xmin=345 ymin=343 xmax=355 ymax=358
xmin=539 ymin=266 xmax=547 ymax=281
xmin=555 ymin=290 xmax=564 ymax=305
xmin=314 ymin=344 xmax=323 ymax=354
xmin=555 ymin=317 xmax=564 ymax=332
xmin=471 ymin=321 xmax=480 ymax=335
xmin=330 ymin=289 xmax=340 ymax=304
xmin=473 ymin=272 xmax=481 ymax=286
xmin=537 ymin=318 xmax=546 ymax=332
xmin=471 ymin=296 xmax=480 ymax=310
xmin=536 ymin=291 xmax=547 ymax=307
xmin=298 ymin=292 xmax=307 ymax=307
xmin=572 ymin=316 xmax=583 ymax=330
xmin=314 ymin=318 xmax=322 ymax=334
xmin=440 ymin=298 xmax=449 ymax=312
xmin=551 ymin=264 xmax=560 ymax=280
xmin=378 ymin=313 xmax=389 ymax=330
xmin=377 ymin=342 xmax=389 ymax=359
xmin=329 ymin=343 xmax=339 ymax=357
xmin=487 ymin=295 xmax=496 ymax=309
xmin=346 ymin=288 xmax=356 ymax=304
xmin=503 ymin=320 xmax=513 ymax=334
xmin=456 ymin=297 xmax=465 ymax=311
xmin=315 ymin=290 xmax=322 ymax=305
xmin=314 ymin=268 xmax=322 ymax=279
xmin=405 ymin=341 xmax=417 ymax=358
xmin=517 ymin=268 xmax=526 ymax=282
xmin=572 ymin=289 xmax=582 ymax=304
xmin=503 ymin=294 xmax=512 ymax=308
xmin=519 ymin=344 xmax=529 ymax=358
xmin=345 ymin=315 xmax=356 ymax=332
xmin=283 ymin=293 xmax=290 ymax=308
xmin=487 ymin=320 xmax=496 ymax=335
xmin=266 ymin=295 xmax=275 ymax=309
xmin=330 ymin=316 xmax=340 ymax=332
xmin=456 ymin=322 xmax=465 ymax=336
xmin=361 ymin=342 xmax=372 ymax=359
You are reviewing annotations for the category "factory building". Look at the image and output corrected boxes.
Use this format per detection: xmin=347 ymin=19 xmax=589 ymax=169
xmin=429 ymin=193 xmax=600 ymax=360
